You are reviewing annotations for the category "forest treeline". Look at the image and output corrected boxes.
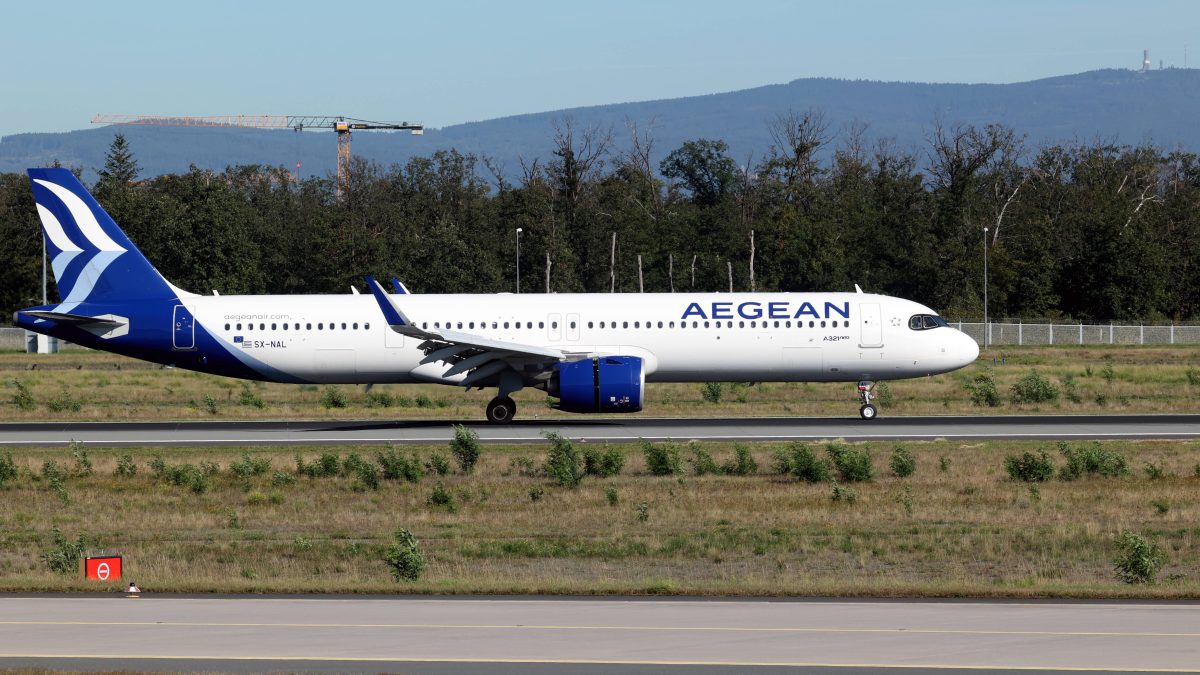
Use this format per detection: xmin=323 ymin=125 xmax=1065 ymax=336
xmin=1 ymin=113 xmax=1198 ymax=323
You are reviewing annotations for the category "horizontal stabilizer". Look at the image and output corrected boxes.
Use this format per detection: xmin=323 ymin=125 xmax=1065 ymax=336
xmin=20 ymin=310 xmax=125 ymax=329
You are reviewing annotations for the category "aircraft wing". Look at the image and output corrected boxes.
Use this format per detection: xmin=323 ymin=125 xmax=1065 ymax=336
xmin=366 ymin=276 xmax=566 ymax=386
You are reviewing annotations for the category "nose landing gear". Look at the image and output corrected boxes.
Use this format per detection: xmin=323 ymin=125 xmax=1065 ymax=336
xmin=857 ymin=381 xmax=878 ymax=420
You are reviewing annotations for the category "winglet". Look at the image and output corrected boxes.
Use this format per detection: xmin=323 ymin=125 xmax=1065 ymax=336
xmin=366 ymin=275 xmax=411 ymax=327
xmin=854 ymin=284 xmax=864 ymax=294
xmin=390 ymin=278 xmax=411 ymax=294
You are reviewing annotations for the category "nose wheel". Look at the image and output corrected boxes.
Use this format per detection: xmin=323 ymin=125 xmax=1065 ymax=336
xmin=857 ymin=381 xmax=878 ymax=420
xmin=486 ymin=396 xmax=517 ymax=424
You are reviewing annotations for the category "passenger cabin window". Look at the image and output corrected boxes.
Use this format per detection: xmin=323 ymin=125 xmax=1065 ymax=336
xmin=909 ymin=314 xmax=948 ymax=330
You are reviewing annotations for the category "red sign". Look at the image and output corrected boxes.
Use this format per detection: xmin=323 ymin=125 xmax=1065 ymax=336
xmin=84 ymin=556 xmax=122 ymax=582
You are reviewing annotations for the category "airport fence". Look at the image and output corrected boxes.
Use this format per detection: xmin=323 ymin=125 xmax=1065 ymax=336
xmin=949 ymin=321 xmax=1200 ymax=346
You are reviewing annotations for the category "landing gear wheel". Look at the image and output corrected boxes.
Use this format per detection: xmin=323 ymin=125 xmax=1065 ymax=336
xmin=486 ymin=396 xmax=517 ymax=424
xmin=856 ymin=380 xmax=878 ymax=420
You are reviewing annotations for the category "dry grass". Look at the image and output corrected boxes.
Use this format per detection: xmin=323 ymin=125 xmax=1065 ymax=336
xmin=0 ymin=439 xmax=1197 ymax=597
xmin=1 ymin=345 xmax=1198 ymax=421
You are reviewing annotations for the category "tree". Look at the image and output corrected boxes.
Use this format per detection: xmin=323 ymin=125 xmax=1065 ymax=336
xmin=95 ymin=133 xmax=140 ymax=192
xmin=660 ymin=139 xmax=740 ymax=207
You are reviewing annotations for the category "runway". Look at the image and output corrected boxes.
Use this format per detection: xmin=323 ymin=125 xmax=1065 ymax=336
xmin=0 ymin=596 xmax=1197 ymax=674
xmin=0 ymin=414 xmax=1198 ymax=447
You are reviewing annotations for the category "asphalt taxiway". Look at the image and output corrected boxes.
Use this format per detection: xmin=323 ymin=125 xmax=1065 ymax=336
xmin=0 ymin=414 xmax=1197 ymax=447
xmin=0 ymin=596 xmax=1197 ymax=673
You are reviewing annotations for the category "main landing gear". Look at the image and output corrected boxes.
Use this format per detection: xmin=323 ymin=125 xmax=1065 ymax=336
xmin=857 ymin=381 xmax=878 ymax=420
xmin=486 ymin=396 xmax=517 ymax=424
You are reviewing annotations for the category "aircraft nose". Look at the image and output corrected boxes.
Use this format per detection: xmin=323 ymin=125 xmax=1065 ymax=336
xmin=955 ymin=330 xmax=980 ymax=368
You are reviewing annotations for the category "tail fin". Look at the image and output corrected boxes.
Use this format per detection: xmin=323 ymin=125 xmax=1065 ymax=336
xmin=26 ymin=168 xmax=185 ymax=308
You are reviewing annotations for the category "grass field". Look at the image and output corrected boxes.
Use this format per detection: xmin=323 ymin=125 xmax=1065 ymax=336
xmin=0 ymin=438 xmax=1197 ymax=597
xmin=1 ymin=345 xmax=1198 ymax=421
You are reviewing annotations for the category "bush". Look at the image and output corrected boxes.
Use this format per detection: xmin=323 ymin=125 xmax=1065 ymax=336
xmin=1058 ymin=442 xmax=1129 ymax=480
xmin=114 ymin=453 xmax=137 ymax=477
xmin=238 ymin=384 xmax=265 ymax=409
xmin=46 ymin=386 xmax=82 ymax=413
xmin=383 ymin=529 xmax=425 ymax=581
xmin=297 ymin=452 xmax=341 ymax=478
xmin=1143 ymin=460 xmax=1168 ymax=480
xmin=1113 ymin=530 xmax=1166 ymax=584
xmin=688 ymin=446 xmax=720 ymax=476
xmin=874 ymin=382 xmax=894 ymax=408
xmin=583 ymin=446 xmax=624 ymax=477
xmin=230 ymin=452 xmax=271 ymax=479
xmin=364 ymin=389 xmax=395 ymax=408
xmin=528 ymin=486 xmax=544 ymax=502
xmin=0 ymin=452 xmax=18 ymax=486
xmin=1010 ymin=369 xmax=1059 ymax=404
xmin=636 ymin=502 xmax=650 ymax=522
xmin=1004 ymin=450 xmax=1056 ymax=482
xmin=42 ymin=526 xmax=86 ymax=574
xmin=376 ymin=446 xmax=424 ymax=483
xmin=543 ymin=433 xmax=583 ymax=488
xmin=965 ymin=371 xmax=1001 ymax=407
xmin=449 ymin=425 xmax=481 ymax=474
xmin=831 ymin=484 xmax=858 ymax=504
xmin=69 ymin=441 xmax=93 ymax=477
xmin=10 ymin=379 xmax=34 ymax=410
xmin=784 ymin=443 xmax=831 ymax=483
xmin=354 ymin=462 xmax=380 ymax=491
xmin=605 ymin=486 xmax=619 ymax=506
xmin=270 ymin=471 xmax=296 ymax=487
xmin=827 ymin=443 xmax=873 ymax=482
xmin=642 ymin=441 xmax=682 ymax=476
xmin=700 ymin=382 xmax=724 ymax=403
xmin=320 ymin=387 xmax=348 ymax=409
xmin=428 ymin=481 xmax=455 ymax=507
xmin=426 ymin=451 xmax=451 ymax=476
xmin=200 ymin=394 xmax=219 ymax=415
xmin=889 ymin=446 xmax=916 ymax=478
xmin=722 ymin=445 xmax=758 ymax=476
xmin=41 ymin=459 xmax=68 ymax=483
xmin=1100 ymin=356 xmax=1116 ymax=384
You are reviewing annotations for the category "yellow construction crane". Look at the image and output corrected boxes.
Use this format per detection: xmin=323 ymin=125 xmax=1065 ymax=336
xmin=91 ymin=114 xmax=424 ymax=195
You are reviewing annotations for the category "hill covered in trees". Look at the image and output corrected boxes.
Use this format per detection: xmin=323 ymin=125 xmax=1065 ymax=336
xmin=2 ymin=69 xmax=1198 ymax=179
xmin=2 ymin=114 xmax=1198 ymax=325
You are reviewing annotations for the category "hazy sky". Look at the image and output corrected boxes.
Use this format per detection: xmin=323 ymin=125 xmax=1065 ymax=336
xmin=1 ymin=0 xmax=1195 ymax=138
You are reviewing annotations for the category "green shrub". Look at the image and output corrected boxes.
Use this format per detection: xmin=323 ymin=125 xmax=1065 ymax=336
xmin=1061 ymin=373 xmax=1081 ymax=403
xmin=383 ymin=528 xmax=425 ymax=581
xmin=320 ymin=387 xmax=348 ymax=409
xmin=364 ymin=389 xmax=395 ymax=408
xmin=1143 ymin=460 xmax=1168 ymax=480
xmin=831 ymin=484 xmax=858 ymax=504
xmin=293 ymin=536 xmax=313 ymax=551
xmin=786 ymin=443 xmax=831 ymax=483
xmin=376 ymin=446 xmax=424 ymax=483
xmin=965 ymin=371 xmax=1001 ymax=407
xmin=415 ymin=394 xmax=435 ymax=408
xmin=874 ymin=382 xmax=894 ymax=408
xmin=543 ymin=432 xmax=583 ymax=488
xmin=688 ymin=445 xmax=720 ymax=476
xmin=827 ymin=443 xmax=873 ymax=482
xmin=938 ymin=456 xmax=951 ymax=472
xmin=238 ymin=384 xmax=265 ymax=409
xmin=642 ymin=441 xmax=682 ymax=476
xmin=246 ymin=490 xmax=268 ymax=505
xmin=297 ymin=452 xmax=341 ymax=478
xmin=449 ymin=425 xmax=481 ymax=474
xmin=42 ymin=527 xmax=85 ymax=574
xmin=114 ymin=453 xmax=137 ymax=477
xmin=1058 ymin=442 xmax=1129 ymax=480
xmin=0 ymin=452 xmax=18 ymax=486
xmin=46 ymin=386 xmax=82 ymax=413
xmin=605 ymin=486 xmax=619 ymax=506
xmin=200 ymin=394 xmax=219 ymax=415
xmin=10 ymin=379 xmax=34 ymax=410
xmin=1100 ymin=356 xmax=1116 ymax=384
xmin=1004 ymin=450 xmax=1055 ymax=482
xmin=1113 ymin=530 xmax=1166 ymax=584
xmin=69 ymin=441 xmax=93 ymax=477
xmin=889 ymin=446 xmax=916 ymax=478
xmin=722 ymin=445 xmax=758 ymax=476
xmin=41 ymin=459 xmax=68 ymax=483
xmin=354 ymin=462 xmax=380 ymax=491
xmin=583 ymin=446 xmax=624 ymax=477
xmin=270 ymin=471 xmax=296 ymax=487
xmin=1151 ymin=499 xmax=1170 ymax=515
xmin=1186 ymin=367 xmax=1200 ymax=386
xmin=700 ymin=382 xmax=724 ymax=403
xmin=428 ymin=481 xmax=455 ymax=507
xmin=426 ymin=451 xmax=451 ymax=476
xmin=636 ymin=502 xmax=650 ymax=522
xmin=1011 ymin=369 xmax=1058 ymax=404
xmin=528 ymin=486 xmax=544 ymax=502
xmin=230 ymin=452 xmax=271 ymax=479
xmin=341 ymin=452 xmax=370 ymax=478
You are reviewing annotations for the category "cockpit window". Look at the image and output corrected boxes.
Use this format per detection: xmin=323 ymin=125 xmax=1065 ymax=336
xmin=909 ymin=314 xmax=948 ymax=330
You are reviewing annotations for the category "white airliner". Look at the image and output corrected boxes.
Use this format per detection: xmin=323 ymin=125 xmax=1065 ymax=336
xmin=15 ymin=168 xmax=979 ymax=423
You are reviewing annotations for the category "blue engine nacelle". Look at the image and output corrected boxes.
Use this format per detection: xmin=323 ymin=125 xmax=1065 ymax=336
xmin=552 ymin=356 xmax=644 ymax=413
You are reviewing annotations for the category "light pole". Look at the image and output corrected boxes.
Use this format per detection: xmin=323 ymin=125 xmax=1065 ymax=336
xmin=515 ymin=228 xmax=523 ymax=294
xmin=983 ymin=226 xmax=989 ymax=349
